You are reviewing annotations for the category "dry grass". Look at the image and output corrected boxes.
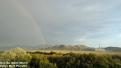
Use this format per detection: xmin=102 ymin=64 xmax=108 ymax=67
xmin=32 ymin=50 xmax=121 ymax=56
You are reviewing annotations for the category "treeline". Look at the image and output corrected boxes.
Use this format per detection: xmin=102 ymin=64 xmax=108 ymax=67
xmin=0 ymin=48 xmax=121 ymax=68
xmin=30 ymin=52 xmax=121 ymax=68
xmin=48 ymin=53 xmax=121 ymax=68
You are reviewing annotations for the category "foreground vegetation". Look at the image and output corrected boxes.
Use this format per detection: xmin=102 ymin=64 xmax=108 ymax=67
xmin=0 ymin=48 xmax=121 ymax=68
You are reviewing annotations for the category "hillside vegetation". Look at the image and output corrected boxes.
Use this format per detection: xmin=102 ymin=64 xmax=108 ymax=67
xmin=45 ymin=45 xmax=121 ymax=52
xmin=0 ymin=48 xmax=121 ymax=68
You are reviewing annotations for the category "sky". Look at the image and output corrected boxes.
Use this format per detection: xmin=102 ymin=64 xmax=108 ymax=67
xmin=0 ymin=0 xmax=121 ymax=48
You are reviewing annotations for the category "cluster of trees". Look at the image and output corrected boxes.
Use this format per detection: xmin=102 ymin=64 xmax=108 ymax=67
xmin=48 ymin=53 xmax=121 ymax=68
xmin=0 ymin=48 xmax=57 ymax=68
xmin=0 ymin=48 xmax=121 ymax=68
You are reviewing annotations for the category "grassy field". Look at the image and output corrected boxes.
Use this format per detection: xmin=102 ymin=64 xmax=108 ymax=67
xmin=31 ymin=49 xmax=121 ymax=56
xmin=30 ymin=50 xmax=121 ymax=68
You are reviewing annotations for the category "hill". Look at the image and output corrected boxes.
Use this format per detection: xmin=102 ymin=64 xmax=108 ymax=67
xmin=45 ymin=45 xmax=94 ymax=51
xmin=105 ymin=47 xmax=121 ymax=52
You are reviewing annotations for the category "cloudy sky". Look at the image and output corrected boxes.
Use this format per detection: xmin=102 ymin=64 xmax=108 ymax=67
xmin=0 ymin=0 xmax=121 ymax=48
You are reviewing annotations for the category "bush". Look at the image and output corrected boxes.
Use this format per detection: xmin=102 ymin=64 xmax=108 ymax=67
xmin=29 ymin=54 xmax=57 ymax=68
xmin=0 ymin=47 xmax=31 ymax=62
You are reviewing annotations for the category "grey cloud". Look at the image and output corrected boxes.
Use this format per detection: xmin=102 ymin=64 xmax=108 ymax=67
xmin=0 ymin=0 xmax=121 ymax=47
xmin=18 ymin=0 xmax=111 ymax=44
xmin=0 ymin=0 xmax=45 ymax=47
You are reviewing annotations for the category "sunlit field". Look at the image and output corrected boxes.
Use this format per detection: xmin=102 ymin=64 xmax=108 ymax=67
xmin=32 ymin=50 xmax=121 ymax=55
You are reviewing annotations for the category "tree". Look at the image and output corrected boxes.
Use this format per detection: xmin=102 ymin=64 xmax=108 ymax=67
xmin=29 ymin=54 xmax=57 ymax=68
xmin=0 ymin=47 xmax=31 ymax=61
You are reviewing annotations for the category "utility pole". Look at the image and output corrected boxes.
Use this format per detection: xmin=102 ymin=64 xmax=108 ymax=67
xmin=99 ymin=43 xmax=101 ymax=49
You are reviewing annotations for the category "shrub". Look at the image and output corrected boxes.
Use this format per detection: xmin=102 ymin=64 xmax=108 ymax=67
xmin=0 ymin=47 xmax=31 ymax=62
xmin=29 ymin=54 xmax=57 ymax=68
